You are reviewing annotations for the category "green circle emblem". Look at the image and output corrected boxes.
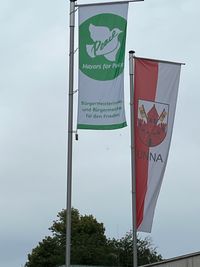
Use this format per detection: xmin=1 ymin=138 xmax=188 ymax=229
xmin=79 ymin=13 xmax=127 ymax=81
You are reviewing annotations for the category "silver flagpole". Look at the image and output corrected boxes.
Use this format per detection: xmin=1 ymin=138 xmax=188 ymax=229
xmin=129 ymin=50 xmax=138 ymax=267
xmin=66 ymin=1 xmax=76 ymax=267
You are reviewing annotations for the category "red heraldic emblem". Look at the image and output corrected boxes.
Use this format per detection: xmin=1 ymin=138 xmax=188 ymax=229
xmin=137 ymin=100 xmax=169 ymax=147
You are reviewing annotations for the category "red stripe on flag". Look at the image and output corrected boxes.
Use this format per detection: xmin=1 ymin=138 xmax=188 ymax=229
xmin=134 ymin=59 xmax=158 ymax=229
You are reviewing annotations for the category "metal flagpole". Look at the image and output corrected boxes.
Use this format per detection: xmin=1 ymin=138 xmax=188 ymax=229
xmin=66 ymin=1 xmax=76 ymax=267
xmin=129 ymin=50 xmax=138 ymax=267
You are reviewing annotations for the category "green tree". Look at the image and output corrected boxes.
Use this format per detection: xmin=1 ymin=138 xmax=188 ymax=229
xmin=109 ymin=232 xmax=162 ymax=267
xmin=25 ymin=236 xmax=64 ymax=267
xmin=49 ymin=208 xmax=115 ymax=265
xmin=25 ymin=208 xmax=116 ymax=267
xmin=25 ymin=208 xmax=162 ymax=267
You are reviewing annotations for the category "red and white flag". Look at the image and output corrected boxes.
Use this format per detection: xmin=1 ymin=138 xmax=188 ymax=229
xmin=134 ymin=57 xmax=182 ymax=232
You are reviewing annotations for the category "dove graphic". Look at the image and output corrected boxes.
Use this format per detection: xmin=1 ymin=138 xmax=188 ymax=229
xmin=86 ymin=24 xmax=123 ymax=62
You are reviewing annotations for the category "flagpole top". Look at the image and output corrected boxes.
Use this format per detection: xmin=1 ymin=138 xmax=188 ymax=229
xmin=129 ymin=50 xmax=135 ymax=54
xmin=70 ymin=0 xmax=76 ymax=2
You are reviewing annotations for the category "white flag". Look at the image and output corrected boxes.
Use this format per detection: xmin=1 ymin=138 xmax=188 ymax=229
xmin=134 ymin=57 xmax=182 ymax=232
xmin=77 ymin=3 xmax=128 ymax=130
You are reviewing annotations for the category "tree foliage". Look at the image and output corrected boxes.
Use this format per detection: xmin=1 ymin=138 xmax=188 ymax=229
xmin=25 ymin=208 xmax=162 ymax=267
xmin=109 ymin=232 xmax=162 ymax=267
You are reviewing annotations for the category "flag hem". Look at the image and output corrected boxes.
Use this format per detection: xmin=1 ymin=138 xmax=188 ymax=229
xmin=77 ymin=122 xmax=127 ymax=130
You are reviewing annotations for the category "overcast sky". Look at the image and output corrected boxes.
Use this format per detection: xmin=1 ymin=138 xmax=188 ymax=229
xmin=1 ymin=0 xmax=200 ymax=266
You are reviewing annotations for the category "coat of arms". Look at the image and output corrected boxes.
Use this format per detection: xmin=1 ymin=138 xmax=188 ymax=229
xmin=137 ymin=100 xmax=169 ymax=147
